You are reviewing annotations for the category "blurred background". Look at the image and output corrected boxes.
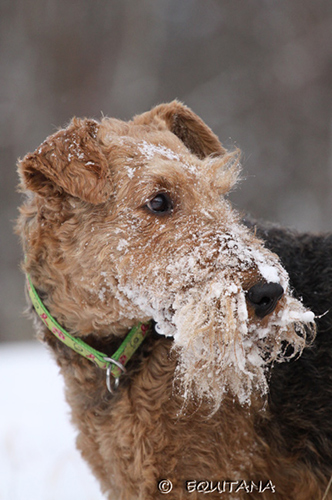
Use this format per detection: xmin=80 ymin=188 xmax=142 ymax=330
xmin=0 ymin=2 xmax=331 ymax=498
xmin=1 ymin=0 xmax=332 ymax=343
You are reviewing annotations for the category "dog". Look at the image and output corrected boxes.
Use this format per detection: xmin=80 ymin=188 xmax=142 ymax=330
xmin=16 ymin=101 xmax=332 ymax=499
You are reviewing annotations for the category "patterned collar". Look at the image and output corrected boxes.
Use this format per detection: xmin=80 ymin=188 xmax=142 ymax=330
xmin=26 ymin=272 xmax=152 ymax=393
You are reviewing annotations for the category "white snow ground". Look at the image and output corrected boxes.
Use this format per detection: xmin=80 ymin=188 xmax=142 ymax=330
xmin=0 ymin=341 xmax=105 ymax=500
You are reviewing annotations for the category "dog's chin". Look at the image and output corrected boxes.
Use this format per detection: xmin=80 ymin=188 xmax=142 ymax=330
xmin=169 ymin=300 xmax=315 ymax=413
xmin=172 ymin=341 xmax=268 ymax=413
xmin=118 ymin=269 xmax=315 ymax=411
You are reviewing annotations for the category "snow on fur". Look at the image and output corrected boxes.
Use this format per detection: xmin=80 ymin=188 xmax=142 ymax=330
xmin=116 ymin=213 xmax=315 ymax=409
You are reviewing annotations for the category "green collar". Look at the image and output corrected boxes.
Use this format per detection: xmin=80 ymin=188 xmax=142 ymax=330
xmin=26 ymin=273 xmax=152 ymax=393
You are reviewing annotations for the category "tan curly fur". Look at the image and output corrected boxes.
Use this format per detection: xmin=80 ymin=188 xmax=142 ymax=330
xmin=16 ymin=101 xmax=328 ymax=499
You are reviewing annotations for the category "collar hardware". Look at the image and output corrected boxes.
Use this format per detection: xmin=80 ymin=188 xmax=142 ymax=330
xmin=26 ymin=272 xmax=152 ymax=393
xmin=105 ymin=357 xmax=126 ymax=394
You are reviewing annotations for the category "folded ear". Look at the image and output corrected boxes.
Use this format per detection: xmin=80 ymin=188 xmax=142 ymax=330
xmin=133 ymin=100 xmax=226 ymax=159
xmin=18 ymin=118 xmax=112 ymax=204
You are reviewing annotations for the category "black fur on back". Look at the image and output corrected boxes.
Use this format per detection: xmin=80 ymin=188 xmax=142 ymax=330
xmin=244 ymin=217 xmax=332 ymax=476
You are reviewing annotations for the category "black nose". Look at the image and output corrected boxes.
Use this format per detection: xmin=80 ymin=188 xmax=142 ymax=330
xmin=246 ymin=282 xmax=284 ymax=319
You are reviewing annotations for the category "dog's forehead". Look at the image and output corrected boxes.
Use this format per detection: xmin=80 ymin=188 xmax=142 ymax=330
xmin=135 ymin=139 xmax=206 ymax=180
xmin=136 ymin=139 xmax=185 ymax=163
xmin=98 ymin=118 xmax=240 ymax=199
xmin=100 ymin=119 xmax=199 ymax=163
xmin=102 ymin=131 xmax=208 ymax=185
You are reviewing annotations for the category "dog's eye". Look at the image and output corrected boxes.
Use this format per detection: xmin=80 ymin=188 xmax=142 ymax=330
xmin=146 ymin=193 xmax=173 ymax=214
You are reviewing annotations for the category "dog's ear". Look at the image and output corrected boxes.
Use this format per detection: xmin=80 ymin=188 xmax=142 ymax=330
xmin=133 ymin=100 xmax=226 ymax=159
xmin=18 ymin=118 xmax=112 ymax=204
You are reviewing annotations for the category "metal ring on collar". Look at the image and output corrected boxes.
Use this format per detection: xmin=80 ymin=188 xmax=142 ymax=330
xmin=104 ymin=357 xmax=126 ymax=394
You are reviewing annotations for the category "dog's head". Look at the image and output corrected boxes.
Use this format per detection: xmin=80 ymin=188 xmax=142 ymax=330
xmin=17 ymin=101 xmax=315 ymax=409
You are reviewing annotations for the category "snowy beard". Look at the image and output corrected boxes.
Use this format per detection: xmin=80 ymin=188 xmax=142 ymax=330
xmin=118 ymin=266 xmax=315 ymax=411
xmin=165 ymin=275 xmax=314 ymax=411
xmin=115 ymin=223 xmax=316 ymax=410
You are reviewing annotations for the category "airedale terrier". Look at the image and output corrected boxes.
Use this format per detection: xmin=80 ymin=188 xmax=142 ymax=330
xmin=16 ymin=101 xmax=332 ymax=499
